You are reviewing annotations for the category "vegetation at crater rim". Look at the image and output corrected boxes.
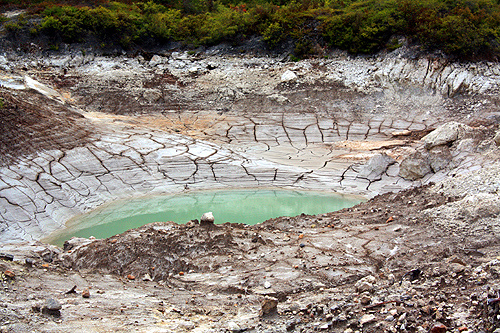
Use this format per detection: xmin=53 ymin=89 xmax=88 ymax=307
xmin=2 ymin=0 xmax=500 ymax=59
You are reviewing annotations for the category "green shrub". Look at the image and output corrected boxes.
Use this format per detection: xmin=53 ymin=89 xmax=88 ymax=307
xmin=262 ymin=21 xmax=284 ymax=46
xmin=320 ymin=0 xmax=398 ymax=53
xmin=148 ymin=9 xmax=182 ymax=39
xmin=16 ymin=0 xmax=500 ymax=58
xmin=197 ymin=5 xmax=253 ymax=45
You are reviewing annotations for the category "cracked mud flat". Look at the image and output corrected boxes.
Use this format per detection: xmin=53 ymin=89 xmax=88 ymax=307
xmin=0 ymin=47 xmax=500 ymax=332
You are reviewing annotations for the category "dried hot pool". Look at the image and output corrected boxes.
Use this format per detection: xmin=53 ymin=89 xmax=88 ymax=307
xmin=47 ymin=189 xmax=364 ymax=246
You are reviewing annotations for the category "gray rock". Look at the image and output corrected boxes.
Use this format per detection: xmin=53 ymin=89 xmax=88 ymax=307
xmin=268 ymin=94 xmax=290 ymax=104
xmin=200 ymin=212 xmax=215 ymax=224
xmin=188 ymin=66 xmax=201 ymax=74
xmin=281 ymin=70 xmax=297 ymax=82
xmin=42 ymin=298 xmax=61 ymax=316
xmin=494 ymin=129 xmax=500 ymax=146
xmin=398 ymin=152 xmax=432 ymax=180
xmin=260 ymin=296 xmax=278 ymax=316
xmin=359 ymin=313 xmax=376 ymax=325
xmin=143 ymin=89 xmax=162 ymax=102
xmin=0 ymin=253 xmax=14 ymax=261
xmin=428 ymin=146 xmax=452 ymax=173
xmin=358 ymin=153 xmax=396 ymax=181
xmin=149 ymin=55 xmax=164 ymax=67
xmin=45 ymin=298 xmax=61 ymax=311
xmin=422 ymin=122 xmax=467 ymax=149
xmin=227 ymin=321 xmax=240 ymax=332
xmin=355 ymin=275 xmax=376 ymax=293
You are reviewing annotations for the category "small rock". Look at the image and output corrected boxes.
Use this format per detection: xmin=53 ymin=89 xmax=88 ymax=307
xmin=392 ymin=130 xmax=412 ymax=137
xmin=82 ymin=289 xmax=90 ymax=298
xmin=268 ymin=93 xmax=290 ymax=104
xmin=200 ymin=212 xmax=215 ymax=224
xmin=227 ymin=321 xmax=240 ymax=332
xmin=65 ymin=286 xmax=77 ymax=294
xmin=149 ymin=54 xmax=164 ymax=66
xmin=42 ymin=298 xmax=61 ymax=316
xmin=494 ymin=129 xmax=500 ymax=146
xmin=143 ymin=273 xmax=152 ymax=281
xmin=0 ymin=253 xmax=14 ymax=261
xmin=25 ymin=258 xmax=34 ymax=267
xmin=260 ymin=296 xmax=278 ymax=316
xmin=449 ymin=262 xmax=466 ymax=273
xmin=188 ymin=66 xmax=200 ymax=74
xmin=355 ymin=275 xmax=376 ymax=293
xmin=127 ymin=274 xmax=135 ymax=280
xmin=360 ymin=294 xmax=371 ymax=305
xmin=429 ymin=322 xmax=447 ymax=333
xmin=4 ymin=270 xmax=15 ymax=279
xmin=398 ymin=151 xmax=432 ymax=180
xmin=319 ymin=322 xmax=330 ymax=329
xmin=281 ymin=70 xmax=297 ymax=82
xmin=358 ymin=153 xmax=396 ymax=181
xmin=264 ymin=281 xmax=271 ymax=289
xmin=41 ymin=250 xmax=53 ymax=263
xmin=359 ymin=313 xmax=376 ymax=325
xmin=143 ymin=89 xmax=162 ymax=102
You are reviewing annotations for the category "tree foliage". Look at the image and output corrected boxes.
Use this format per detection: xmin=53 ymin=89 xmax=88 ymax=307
xmin=2 ymin=0 xmax=500 ymax=58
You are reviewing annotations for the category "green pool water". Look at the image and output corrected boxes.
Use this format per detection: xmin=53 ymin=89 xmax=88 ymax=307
xmin=47 ymin=189 xmax=364 ymax=246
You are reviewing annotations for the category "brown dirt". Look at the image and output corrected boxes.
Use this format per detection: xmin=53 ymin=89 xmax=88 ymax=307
xmin=0 ymin=90 xmax=93 ymax=166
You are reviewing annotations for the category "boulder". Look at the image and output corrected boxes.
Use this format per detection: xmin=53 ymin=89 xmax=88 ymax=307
xmin=398 ymin=151 xmax=432 ymax=180
xmin=358 ymin=153 xmax=396 ymax=181
xmin=149 ymin=55 xmax=164 ymax=67
xmin=428 ymin=146 xmax=452 ymax=172
xmin=494 ymin=129 xmax=500 ymax=146
xmin=281 ymin=70 xmax=297 ymax=82
xmin=422 ymin=122 xmax=467 ymax=149
xmin=200 ymin=212 xmax=215 ymax=224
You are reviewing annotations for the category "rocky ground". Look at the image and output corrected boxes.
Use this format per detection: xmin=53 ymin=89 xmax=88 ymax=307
xmin=0 ymin=41 xmax=500 ymax=332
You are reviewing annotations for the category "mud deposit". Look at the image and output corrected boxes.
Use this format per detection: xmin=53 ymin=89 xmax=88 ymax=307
xmin=0 ymin=45 xmax=500 ymax=332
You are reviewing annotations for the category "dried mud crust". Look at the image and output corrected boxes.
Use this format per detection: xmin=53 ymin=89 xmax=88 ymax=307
xmin=42 ymin=184 xmax=500 ymax=332
xmin=0 ymin=90 xmax=92 ymax=166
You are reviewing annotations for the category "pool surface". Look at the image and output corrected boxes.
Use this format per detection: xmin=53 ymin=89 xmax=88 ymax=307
xmin=47 ymin=189 xmax=364 ymax=246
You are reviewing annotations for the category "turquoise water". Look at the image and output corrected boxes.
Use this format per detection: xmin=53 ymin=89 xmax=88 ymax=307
xmin=47 ymin=189 xmax=363 ymax=246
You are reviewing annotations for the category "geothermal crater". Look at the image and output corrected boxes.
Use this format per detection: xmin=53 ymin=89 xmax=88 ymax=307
xmin=1 ymin=50 xmax=498 ymax=242
xmin=1 ymin=48 xmax=500 ymax=332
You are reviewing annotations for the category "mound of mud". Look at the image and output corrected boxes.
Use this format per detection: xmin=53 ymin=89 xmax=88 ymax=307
xmin=0 ymin=90 xmax=91 ymax=165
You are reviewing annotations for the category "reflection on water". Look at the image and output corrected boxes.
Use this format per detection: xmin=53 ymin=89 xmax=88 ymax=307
xmin=47 ymin=189 xmax=364 ymax=246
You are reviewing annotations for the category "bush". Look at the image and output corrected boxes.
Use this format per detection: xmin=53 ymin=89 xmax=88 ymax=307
xmin=320 ymin=0 xmax=398 ymax=53
xmin=17 ymin=0 xmax=500 ymax=58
